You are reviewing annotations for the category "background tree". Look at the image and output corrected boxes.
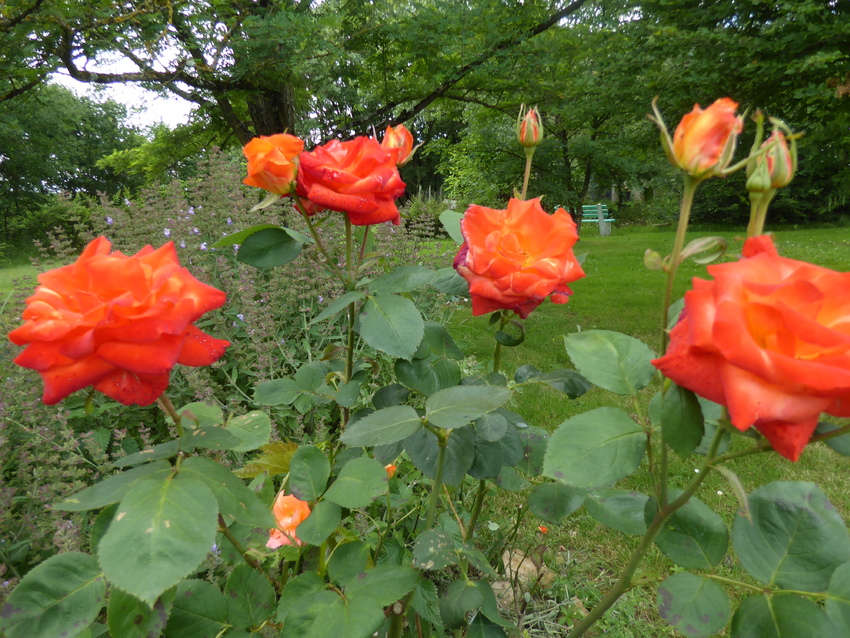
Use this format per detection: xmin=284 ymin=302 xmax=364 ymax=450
xmin=0 ymin=84 xmax=144 ymax=240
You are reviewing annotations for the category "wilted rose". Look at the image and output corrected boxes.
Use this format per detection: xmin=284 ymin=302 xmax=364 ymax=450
xmin=453 ymin=198 xmax=585 ymax=319
xmin=296 ymin=136 xmax=406 ymax=225
xmin=267 ymin=493 xmax=312 ymax=548
xmin=8 ymin=237 xmax=229 ymax=406
xmin=242 ymin=133 xmax=304 ymax=196
xmin=653 ymin=235 xmax=850 ymax=461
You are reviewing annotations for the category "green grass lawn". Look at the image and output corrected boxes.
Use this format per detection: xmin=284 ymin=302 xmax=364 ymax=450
xmin=448 ymin=225 xmax=850 ymax=636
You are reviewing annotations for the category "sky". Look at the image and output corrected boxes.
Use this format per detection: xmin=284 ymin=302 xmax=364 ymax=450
xmin=50 ymin=71 xmax=195 ymax=130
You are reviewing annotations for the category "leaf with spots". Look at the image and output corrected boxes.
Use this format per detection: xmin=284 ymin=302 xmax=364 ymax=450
xmin=225 ymin=564 xmax=276 ymax=629
xmin=0 ymin=552 xmax=106 ymax=638
xmin=97 ymin=474 xmax=219 ymax=606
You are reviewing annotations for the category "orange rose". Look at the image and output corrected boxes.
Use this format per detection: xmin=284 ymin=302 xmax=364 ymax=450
xmin=453 ymin=198 xmax=585 ymax=319
xmin=671 ymin=98 xmax=743 ymax=177
xmin=296 ymin=137 xmax=406 ymax=226
xmin=653 ymin=235 xmax=850 ymax=461
xmin=242 ymin=133 xmax=304 ymax=196
xmin=381 ymin=124 xmax=415 ymax=166
xmin=8 ymin=236 xmax=229 ymax=406
xmin=385 ymin=463 xmax=398 ymax=478
xmin=267 ymin=493 xmax=312 ymax=548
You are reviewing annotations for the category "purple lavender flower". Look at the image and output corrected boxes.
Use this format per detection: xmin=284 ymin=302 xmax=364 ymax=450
xmin=226 ymin=217 xmax=233 ymax=226
xmin=192 ymin=227 xmax=201 ymax=235
xmin=105 ymin=217 xmax=113 ymax=225
xmin=200 ymin=242 xmax=208 ymax=250
xmin=164 ymin=228 xmax=171 ymax=237
xmin=180 ymin=240 xmax=186 ymax=249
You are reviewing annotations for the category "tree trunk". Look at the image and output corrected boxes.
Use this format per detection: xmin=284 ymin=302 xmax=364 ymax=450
xmin=247 ymin=86 xmax=297 ymax=137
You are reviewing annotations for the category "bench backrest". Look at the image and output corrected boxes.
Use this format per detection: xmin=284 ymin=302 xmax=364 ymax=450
xmin=581 ymin=204 xmax=611 ymax=218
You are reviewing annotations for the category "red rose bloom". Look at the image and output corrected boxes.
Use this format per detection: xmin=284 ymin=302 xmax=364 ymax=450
xmin=296 ymin=136 xmax=406 ymax=226
xmin=453 ymin=198 xmax=585 ymax=319
xmin=653 ymin=235 xmax=850 ymax=461
xmin=8 ymin=237 xmax=229 ymax=406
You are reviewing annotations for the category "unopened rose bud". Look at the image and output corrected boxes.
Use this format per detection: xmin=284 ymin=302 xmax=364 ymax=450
xmin=381 ymin=124 xmax=417 ymax=166
xmin=763 ymin=129 xmax=795 ymax=189
xmin=517 ymin=105 xmax=544 ymax=149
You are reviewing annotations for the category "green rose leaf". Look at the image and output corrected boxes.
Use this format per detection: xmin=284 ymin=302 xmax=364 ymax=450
xmin=659 ymin=384 xmax=705 ymax=459
xmin=368 ymin=265 xmax=437 ymax=294
xmin=225 ymin=564 xmax=276 ymax=629
xmin=98 ymin=475 xmax=219 ymax=606
xmin=311 ymin=290 xmax=367 ymax=323
xmin=413 ymin=529 xmax=457 ymax=570
xmin=296 ymin=500 xmax=341 ymax=546
xmin=226 ymin=411 xmax=271 ymax=452
xmin=327 ymin=541 xmax=371 ymax=587
xmin=731 ymin=594 xmax=836 ymax=638
xmin=323 ymin=457 xmax=388 ymax=509
xmin=179 ymin=456 xmax=275 ymax=529
xmin=164 ymin=579 xmax=228 ymax=638
xmin=657 ymin=573 xmax=730 ymax=638
xmin=815 ymin=421 xmax=850 ymax=456
xmin=543 ymin=407 xmax=645 ymax=488
xmin=107 ymin=587 xmax=176 ymax=638
xmin=55 ymin=461 xmax=171 ymax=511
xmin=425 ymin=385 xmax=511 ymax=430
xmin=344 ymin=565 xmax=420 ymax=606
xmin=584 ymin=489 xmax=649 ymax=536
xmin=528 ymin=482 xmax=586 ymax=523
xmin=405 ymin=426 xmax=475 ymax=487
xmin=563 ymin=330 xmax=656 ymax=395
xmin=340 ymin=404 xmax=422 ymax=447
xmin=826 ymin=561 xmax=850 ymax=631
xmin=732 ymin=481 xmax=850 ymax=592
xmin=647 ymin=491 xmax=728 ymax=570
xmin=288 ymin=445 xmax=331 ymax=502
xmin=395 ymin=357 xmax=461 ymax=396
xmin=0 ymin=552 xmax=106 ymax=638
xmin=440 ymin=579 xmax=483 ymax=629
xmin=237 ymin=227 xmax=307 ymax=268
xmin=358 ymin=294 xmax=424 ymax=360
xmin=254 ymin=378 xmax=302 ymax=406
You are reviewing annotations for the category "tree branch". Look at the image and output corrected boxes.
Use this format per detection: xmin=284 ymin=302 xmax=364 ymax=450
xmin=335 ymin=0 xmax=592 ymax=135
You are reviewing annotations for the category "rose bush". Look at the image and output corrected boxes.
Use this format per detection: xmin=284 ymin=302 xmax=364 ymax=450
xmin=653 ymin=234 xmax=850 ymax=461
xmin=242 ymin=133 xmax=304 ymax=196
xmin=296 ymin=136 xmax=406 ymax=225
xmin=8 ymin=236 xmax=229 ymax=406
xmin=266 ymin=493 xmax=312 ymax=548
xmin=453 ymin=197 xmax=585 ymax=318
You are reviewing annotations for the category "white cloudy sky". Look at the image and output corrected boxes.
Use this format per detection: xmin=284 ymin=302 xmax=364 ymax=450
xmin=51 ymin=70 xmax=195 ymax=130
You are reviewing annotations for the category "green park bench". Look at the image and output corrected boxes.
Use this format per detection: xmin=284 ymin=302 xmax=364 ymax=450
xmin=581 ymin=204 xmax=616 ymax=235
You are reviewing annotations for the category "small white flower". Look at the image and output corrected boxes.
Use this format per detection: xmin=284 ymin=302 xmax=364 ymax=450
xmin=180 ymin=240 xmax=186 ymax=248
xmin=717 ymin=491 xmax=724 ymax=496
xmin=694 ymin=469 xmax=700 ymax=473
xmin=200 ymin=242 xmax=208 ymax=250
